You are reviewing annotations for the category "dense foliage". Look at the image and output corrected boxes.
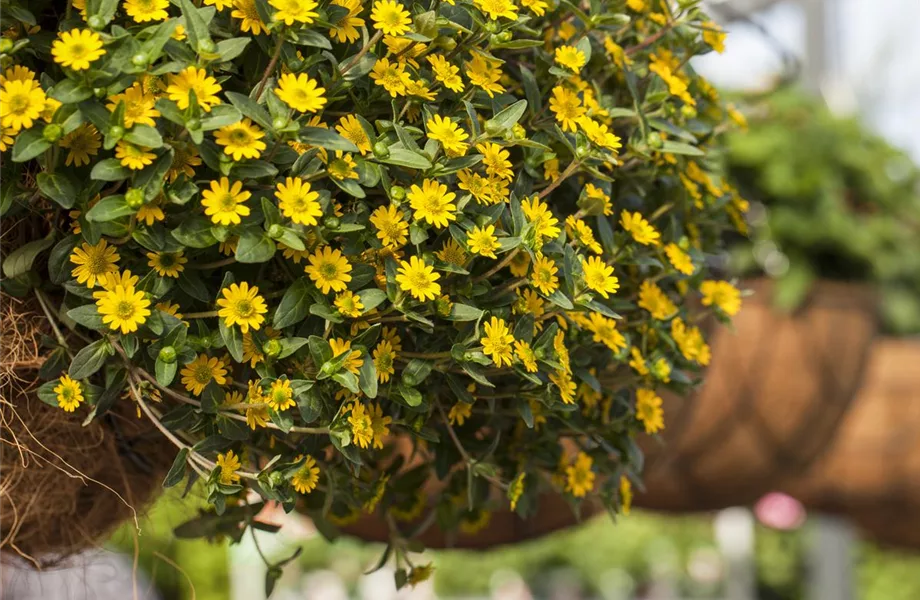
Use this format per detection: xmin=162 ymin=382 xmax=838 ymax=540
xmin=727 ymin=89 xmax=920 ymax=333
xmin=0 ymin=0 xmax=741 ymax=587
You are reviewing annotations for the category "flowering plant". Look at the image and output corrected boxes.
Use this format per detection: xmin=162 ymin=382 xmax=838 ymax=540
xmin=1 ymin=0 xmax=742 ymax=587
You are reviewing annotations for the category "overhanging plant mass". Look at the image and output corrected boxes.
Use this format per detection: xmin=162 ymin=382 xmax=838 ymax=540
xmin=0 ymin=0 xmax=743 ymax=584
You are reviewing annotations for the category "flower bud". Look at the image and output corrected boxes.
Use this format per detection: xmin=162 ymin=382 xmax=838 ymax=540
xmin=0 ymin=39 xmax=14 ymax=54
xmin=323 ymin=215 xmax=341 ymax=230
xmin=680 ymin=105 xmax=698 ymax=119
xmin=186 ymin=118 xmax=201 ymax=131
xmin=87 ymin=15 xmax=105 ymax=30
xmin=263 ymin=339 xmax=282 ymax=357
xmin=125 ymin=188 xmax=146 ymax=208
xmin=372 ymin=141 xmax=390 ymax=159
xmin=272 ymin=117 xmax=287 ymax=130
xmin=269 ymin=471 xmax=285 ymax=486
xmin=496 ymin=31 xmax=513 ymax=43
xmin=42 ymin=124 xmax=62 ymax=142
xmin=267 ymin=223 xmax=285 ymax=239
xmin=402 ymin=373 xmax=418 ymax=387
xmin=647 ymin=132 xmax=663 ymax=149
xmin=484 ymin=119 xmax=503 ymax=135
xmin=483 ymin=20 xmax=500 ymax=34
xmin=131 ymin=53 xmax=148 ymax=67
xmin=197 ymin=39 xmax=217 ymax=55
xmin=93 ymin=87 xmax=107 ymax=98
xmin=108 ymin=125 xmax=125 ymax=140
xmin=390 ymin=186 xmax=406 ymax=201
xmin=575 ymin=144 xmax=591 ymax=159
xmin=158 ymin=346 xmax=177 ymax=363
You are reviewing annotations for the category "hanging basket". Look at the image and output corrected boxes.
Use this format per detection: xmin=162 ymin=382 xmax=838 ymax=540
xmin=636 ymin=279 xmax=877 ymax=512
xmin=780 ymin=338 xmax=920 ymax=548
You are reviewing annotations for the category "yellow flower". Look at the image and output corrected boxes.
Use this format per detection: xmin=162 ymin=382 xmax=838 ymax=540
xmin=514 ymin=339 xmax=538 ymax=372
xmin=245 ymin=381 xmax=270 ymax=428
xmin=620 ymin=210 xmax=660 ymax=246
xmin=448 ymin=401 xmax=472 ymax=426
xmin=335 ymin=290 xmax=364 ymax=318
xmin=215 ymin=118 xmax=266 ymax=161
xmin=275 ymin=176 xmax=323 ymax=225
xmin=578 ymin=117 xmax=622 ymax=152
xmin=549 ymin=86 xmax=585 ymax=133
xmin=0 ymin=79 xmax=46 ymax=132
xmin=384 ymin=36 xmax=426 ymax=68
xmin=620 ymin=476 xmax=633 ymax=515
xmin=520 ymin=0 xmax=546 ymax=15
xmin=204 ymin=0 xmax=233 ymax=10
xmin=587 ymin=312 xmax=626 ymax=352
xmin=476 ymin=142 xmax=513 ymax=180
xmin=326 ymin=150 xmax=358 ymax=180
xmin=270 ymin=0 xmax=318 ymax=25
xmin=566 ymin=216 xmax=601 ymax=254
xmin=550 ymin=368 xmax=576 ymax=403
xmin=201 ymin=177 xmax=251 ymax=226
xmin=216 ymin=450 xmax=242 ymax=485
xmin=465 ymin=54 xmax=504 ymax=97
xmin=369 ymin=402 xmax=392 ymax=448
xmin=481 ymin=316 xmax=514 ymax=367
xmin=408 ymin=179 xmax=456 ymax=228
xmin=107 ymin=84 xmax=160 ymax=128
xmin=457 ymin=170 xmax=495 ymax=205
xmin=371 ymin=0 xmax=411 ymax=36
xmin=565 ymin=452 xmax=595 ymax=498
xmin=700 ymin=280 xmax=742 ymax=316
xmin=51 ymin=29 xmax=105 ymax=71
xmin=0 ymin=127 xmax=15 ymax=152
xmin=1 ymin=65 xmax=36 ymax=86
xmin=427 ymin=115 xmax=469 ymax=157
xmin=664 ymin=242 xmax=694 ymax=275
xmin=276 ymin=72 xmax=327 ymax=113
xmin=57 ymin=123 xmax=100 ymax=167
xmin=671 ymin=317 xmax=710 ymax=366
xmin=292 ymin=455 xmax=320 ymax=493
xmin=232 ymin=0 xmax=268 ymax=33
xmin=168 ymin=141 xmax=202 ymax=181
xmin=522 ymin=197 xmax=561 ymax=243
xmin=115 ymin=141 xmax=155 ymax=170
xmin=124 ymin=0 xmax=170 ymax=22
xmin=336 ymin=114 xmax=371 ymax=155
xmin=582 ymin=256 xmax=619 ymax=299
xmin=94 ymin=269 xmax=140 ymax=296
xmin=96 ymin=283 xmax=152 ymax=334
xmin=543 ymin=158 xmax=560 ymax=181
xmin=530 ymin=254 xmax=559 ymax=296
xmin=54 ymin=375 xmax=84 ymax=412
xmin=467 ymin=224 xmax=500 ymax=259
xmin=329 ymin=0 xmax=365 ymax=42
xmin=70 ymin=239 xmax=120 ymax=288
xmin=555 ymin=45 xmax=586 ymax=72
xmin=147 ymin=251 xmax=187 ymax=278
xmin=509 ymin=251 xmax=531 ymax=278
xmin=408 ymin=563 xmax=435 ymax=587
xmin=554 ymin=329 xmax=570 ymax=372
xmin=473 ymin=0 xmax=517 ymax=20
xmin=370 ymin=204 xmax=408 ymax=248
xmin=267 ymin=378 xmax=295 ymax=411
xmin=396 ymin=256 xmax=440 ymax=301
xmin=702 ymin=21 xmax=726 ymax=53
xmin=427 ymin=55 xmax=464 ymax=93
xmin=217 ymin=282 xmax=268 ymax=333
xmin=370 ymin=57 xmax=411 ymax=97
xmin=348 ymin=402 xmax=374 ymax=448
xmin=156 ymin=301 xmax=184 ymax=320
xmin=305 ymin=246 xmax=352 ymax=294
xmin=435 ymin=238 xmax=468 ymax=266
xmin=636 ymin=388 xmax=664 ymax=433
xmin=638 ymin=280 xmax=677 ymax=320
xmin=509 ymin=473 xmax=525 ymax=509
xmin=166 ymin=67 xmax=222 ymax=112
xmin=373 ymin=340 xmax=396 ymax=382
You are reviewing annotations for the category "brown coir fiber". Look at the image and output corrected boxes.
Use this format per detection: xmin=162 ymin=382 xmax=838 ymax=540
xmin=0 ymin=294 xmax=174 ymax=567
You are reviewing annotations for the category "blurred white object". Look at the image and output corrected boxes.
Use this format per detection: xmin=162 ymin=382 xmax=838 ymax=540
xmin=490 ymin=569 xmax=532 ymax=600
xmin=714 ymin=508 xmax=755 ymax=600
xmin=807 ymin=515 xmax=856 ymax=600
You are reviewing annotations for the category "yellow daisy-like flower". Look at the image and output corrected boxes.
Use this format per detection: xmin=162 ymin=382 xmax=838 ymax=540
xmin=326 ymin=150 xmax=358 ymax=180
xmin=620 ymin=476 xmax=633 ymax=515
xmin=396 ymin=256 xmax=441 ymax=301
xmin=54 ymin=375 xmax=84 ymax=413
xmin=368 ymin=402 xmax=391 ymax=449
xmin=373 ymin=339 xmax=396 ymax=383
xmin=583 ymin=183 xmax=613 ymax=216
xmin=292 ymin=455 xmax=320 ymax=494
xmin=629 ymin=347 xmax=648 ymax=376
xmin=636 ymin=388 xmax=664 ymax=433
xmin=427 ymin=115 xmax=469 ymax=157
xmin=201 ymin=177 xmax=251 ymax=226
xmin=217 ymin=282 xmax=268 ymax=333
xmin=215 ymin=118 xmax=266 ymax=161
xmin=267 ymin=378 xmax=295 ymax=411
xmin=334 ymin=290 xmax=364 ymax=318
xmin=147 ymin=251 xmax=187 ymax=278
xmin=0 ymin=79 xmax=46 ymax=132
xmin=465 ymin=54 xmax=504 ymax=97
xmin=1 ymin=65 xmax=36 ymax=86
xmin=578 ymin=117 xmax=622 ymax=153
xmin=520 ymin=0 xmax=546 ymax=15
xmin=427 ymin=55 xmax=464 ymax=93
xmin=348 ymin=402 xmax=375 ymax=448
xmin=70 ymin=239 xmax=119 ymax=288
xmin=435 ymin=238 xmax=468 ymax=266
xmin=481 ymin=316 xmax=514 ymax=367
xmin=509 ymin=473 xmax=526 ymax=510
xmin=514 ymin=288 xmax=545 ymax=320
xmin=370 ymin=204 xmax=408 ymax=248
xmin=168 ymin=141 xmax=202 ymax=182
xmin=305 ymin=246 xmax=352 ymax=294
xmin=270 ymin=0 xmax=319 ymax=25
xmin=702 ymin=20 xmax=726 ymax=53
xmin=664 ymin=242 xmax=694 ymax=275
xmin=514 ymin=339 xmax=538 ymax=372
xmin=96 ymin=283 xmax=152 ymax=334
xmin=371 ymin=0 xmax=411 ymax=36
xmin=566 ymin=216 xmax=602 ymax=254
xmin=476 ymin=142 xmax=513 ymax=180
xmin=582 ymin=256 xmax=619 ymax=299
xmin=530 ymin=253 xmax=559 ymax=296
xmin=124 ymin=0 xmax=170 ymax=22
xmin=181 ymin=354 xmax=228 ymax=395
xmin=59 ymin=124 xmax=100 ymax=167
xmin=549 ymin=85 xmax=585 ymax=133
xmin=638 ymin=280 xmax=677 ymax=320
xmin=115 ymin=141 xmax=156 ymax=170
xmin=555 ymin=45 xmax=586 ymax=72
xmin=408 ymin=179 xmax=456 ymax=228
xmin=700 ymin=280 xmax=742 ymax=316
xmin=550 ymin=368 xmax=576 ymax=403
xmin=232 ymin=0 xmax=268 ymax=34
xmin=335 ymin=114 xmax=371 ymax=155
xmin=156 ymin=301 xmax=184 ymax=320
xmin=51 ymin=29 xmax=106 ymax=71
xmin=467 ymin=224 xmax=500 ymax=259
xmin=166 ymin=67 xmax=222 ymax=112
xmin=587 ymin=312 xmax=626 ymax=352
xmin=204 ymin=0 xmax=233 ymax=10
xmin=565 ymin=452 xmax=595 ymax=498
xmin=370 ymin=57 xmax=412 ymax=97
xmin=620 ymin=211 xmax=660 ymax=246
xmin=457 ymin=170 xmax=494 ymax=205
xmin=94 ymin=269 xmax=140 ymax=296
xmin=671 ymin=317 xmax=711 ymax=366
xmin=216 ymin=450 xmax=242 ymax=485
xmin=521 ymin=197 xmax=561 ymax=242
xmin=275 ymin=176 xmax=322 ymax=225
xmin=329 ymin=0 xmax=365 ymax=42
xmin=276 ymin=72 xmax=327 ymax=113
xmin=0 ymin=127 xmax=15 ymax=152
xmin=473 ymin=0 xmax=517 ymax=20
xmin=508 ymin=251 xmax=531 ymax=278
xmin=448 ymin=401 xmax=472 ymax=426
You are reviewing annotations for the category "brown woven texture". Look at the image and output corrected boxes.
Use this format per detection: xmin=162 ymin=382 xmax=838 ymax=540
xmin=0 ymin=294 xmax=173 ymax=568
xmin=781 ymin=338 xmax=920 ymax=548
xmin=636 ymin=279 xmax=877 ymax=512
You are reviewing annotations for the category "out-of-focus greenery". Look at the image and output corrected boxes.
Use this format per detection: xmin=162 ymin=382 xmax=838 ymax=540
xmin=726 ymin=89 xmax=920 ymax=333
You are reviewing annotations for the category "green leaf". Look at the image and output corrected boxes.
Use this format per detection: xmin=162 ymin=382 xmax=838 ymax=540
xmin=298 ymin=127 xmax=359 ymax=152
xmin=86 ymin=195 xmax=133 ymax=222
xmin=359 ymin=354 xmax=377 ymax=399
xmin=67 ymin=304 xmax=105 ymax=329
xmin=91 ymin=158 xmax=133 ymax=181
xmin=163 ymin=448 xmax=189 ymax=488
xmin=333 ymin=370 xmax=360 ymax=394
xmin=172 ymin=216 xmax=218 ymax=248
xmin=37 ymin=172 xmax=78 ymax=209
xmin=91 ymin=368 xmax=128 ymax=418
xmin=124 ymin=124 xmax=164 ymax=148
xmin=356 ymin=288 xmax=387 ymax=313
xmin=308 ymin=335 xmax=333 ymax=368
xmin=380 ymin=148 xmax=432 ymax=170
xmin=51 ymin=79 xmax=93 ymax=104
xmin=445 ymin=303 xmax=484 ymax=322
xmin=156 ymin=357 xmax=178 ymax=386
xmin=489 ymin=99 xmax=528 ymax=132
xmin=48 ymin=236 xmax=77 ymax=284
xmin=273 ymin=278 xmax=311 ymax=329
xmin=277 ymin=337 xmax=308 ymax=359
xmin=200 ymin=104 xmax=244 ymax=131
xmin=69 ymin=339 xmax=113 ymax=380
xmin=235 ymin=231 xmax=276 ymax=263
xmin=219 ymin=318 xmax=245 ymax=363
xmin=291 ymin=30 xmax=331 ymax=49
xmin=660 ymin=140 xmax=704 ymax=156
xmin=215 ymin=37 xmax=250 ymax=62
xmin=2 ymin=233 xmax=54 ymax=278
xmin=87 ymin=0 xmax=119 ymax=27
xmin=226 ymin=91 xmax=272 ymax=130
xmin=177 ymin=0 xmax=213 ymax=50
xmin=11 ymin=128 xmax=51 ymax=163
